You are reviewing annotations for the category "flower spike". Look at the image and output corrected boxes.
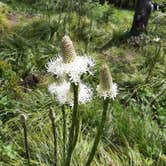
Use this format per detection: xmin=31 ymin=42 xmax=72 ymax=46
xmin=97 ymin=64 xmax=118 ymax=100
xmin=62 ymin=36 xmax=76 ymax=63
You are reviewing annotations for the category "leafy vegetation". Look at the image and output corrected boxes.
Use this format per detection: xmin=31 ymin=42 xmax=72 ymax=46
xmin=0 ymin=1 xmax=165 ymax=166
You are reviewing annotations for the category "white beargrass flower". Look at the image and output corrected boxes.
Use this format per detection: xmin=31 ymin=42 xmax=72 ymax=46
xmin=97 ymin=83 xmax=118 ymax=100
xmin=48 ymin=81 xmax=70 ymax=105
xmin=46 ymin=55 xmax=64 ymax=76
xmin=46 ymin=36 xmax=94 ymax=83
xmin=97 ymin=64 xmax=118 ymax=100
xmin=46 ymin=55 xmax=94 ymax=83
xmin=48 ymin=81 xmax=93 ymax=106
xmin=153 ymin=37 xmax=160 ymax=42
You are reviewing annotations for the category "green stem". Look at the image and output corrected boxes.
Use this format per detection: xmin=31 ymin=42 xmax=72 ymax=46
xmin=62 ymin=105 xmax=66 ymax=166
xmin=85 ymin=98 xmax=109 ymax=166
xmin=72 ymin=108 xmax=80 ymax=150
xmin=49 ymin=109 xmax=58 ymax=166
xmin=20 ymin=115 xmax=30 ymax=166
xmin=65 ymin=84 xmax=79 ymax=166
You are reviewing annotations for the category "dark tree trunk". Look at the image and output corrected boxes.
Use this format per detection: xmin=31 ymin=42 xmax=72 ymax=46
xmin=99 ymin=0 xmax=105 ymax=5
xmin=130 ymin=0 xmax=153 ymax=35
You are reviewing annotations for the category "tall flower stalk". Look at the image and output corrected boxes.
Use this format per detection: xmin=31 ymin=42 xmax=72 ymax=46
xmin=62 ymin=105 xmax=66 ymax=166
xmin=86 ymin=64 xmax=118 ymax=166
xmin=20 ymin=114 xmax=30 ymax=166
xmin=85 ymin=98 xmax=109 ymax=166
xmin=47 ymin=35 xmax=94 ymax=166
xmin=65 ymin=83 xmax=79 ymax=166
xmin=49 ymin=108 xmax=58 ymax=166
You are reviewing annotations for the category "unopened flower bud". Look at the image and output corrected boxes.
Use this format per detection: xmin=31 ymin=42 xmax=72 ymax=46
xmin=20 ymin=114 xmax=27 ymax=124
xmin=99 ymin=64 xmax=112 ymax=91
xmin=62 ymin=36 xmax=76 ymax=63
xmin=97 ymin=64 xmax=118 ymax=100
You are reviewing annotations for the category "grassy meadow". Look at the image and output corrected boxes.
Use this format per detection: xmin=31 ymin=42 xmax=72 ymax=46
xmin=0 ymin=0 xmax=166 ymax=166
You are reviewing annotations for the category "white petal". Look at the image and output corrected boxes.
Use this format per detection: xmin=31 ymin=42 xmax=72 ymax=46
xmin=63 ymin=56 xmax=94 ymax=83
xmin=46 ymin=55 xmax=95 ymax=83
xmin=79 ymin=83 xmax=93 ymax=104
xmin=48 ymin=81 xmax=70 ymax=105
xmin=111 ymin=83 xmax=118 ymax=99
xmin=97 ymin=83 xmax=118 ymax=100
xmin=48 ymin=81 xmax=93 ymax=105
xmin=46 ymin=56 xmax=64 ymax=77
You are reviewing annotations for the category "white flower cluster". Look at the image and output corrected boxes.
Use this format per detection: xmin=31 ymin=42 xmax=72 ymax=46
xmin=47 ymin=35 xmax=94 ymax=106
xmin=48 ymin=81 xmax=93 ymax=106
xmin=97 ymin=83 xmax=118 ymax=100
xmin=46 ymin=55 xmax=94 ymax=83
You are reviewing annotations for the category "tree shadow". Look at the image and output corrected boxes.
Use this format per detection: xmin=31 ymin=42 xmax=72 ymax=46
xmin=98 ymin=31 xmax=132 ymax=51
